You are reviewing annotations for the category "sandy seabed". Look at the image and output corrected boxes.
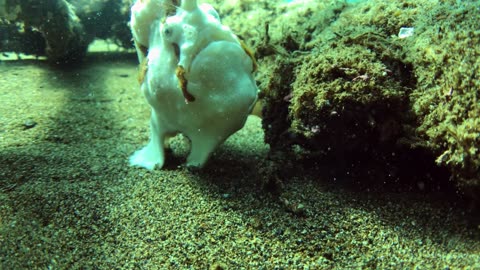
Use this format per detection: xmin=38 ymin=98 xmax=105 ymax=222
xmin=0 ymin=53 xmax=479 ymax=269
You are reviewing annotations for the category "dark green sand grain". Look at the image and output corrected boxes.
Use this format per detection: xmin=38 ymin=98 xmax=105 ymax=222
xmin=0 ymin=54 xmax=479 ymax=269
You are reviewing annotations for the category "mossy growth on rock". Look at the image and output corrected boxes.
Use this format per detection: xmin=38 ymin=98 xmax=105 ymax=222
xmin=289 ymin=44 xmax=410 ymax=147
xmin=259 ymin=0 xmax=478 ymax=200
xmin=261 ymin=34 xmax=444 ymax=191
xmin=405 ymin=0 xmax=480 ymax=200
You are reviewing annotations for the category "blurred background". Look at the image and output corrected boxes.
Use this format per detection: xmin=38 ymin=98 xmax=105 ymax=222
xmin=0 ymin=0 xmax=133 ymax=64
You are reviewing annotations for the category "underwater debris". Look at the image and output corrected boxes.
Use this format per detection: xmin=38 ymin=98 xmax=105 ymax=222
xmin=398 ymin=27 xmax=415 ymax=39
xmin=22 ymin=119 xmax=37 ymax=130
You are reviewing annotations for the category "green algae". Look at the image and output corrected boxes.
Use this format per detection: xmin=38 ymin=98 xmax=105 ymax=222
xmin=405 ymin=0 xmax=480 ymax=197
xmin=258 ymin=0 xmax=480 ymax=200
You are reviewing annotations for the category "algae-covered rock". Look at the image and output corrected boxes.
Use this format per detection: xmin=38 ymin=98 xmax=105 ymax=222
xmin=257 ymin=0 xmax=479 ymax=202
xmin=405 ymin=1 xmax=480 ymax=201
xmin=261 ymin=30 xmax=434 ymax=190
xmin=288 ymin=44 xmax=409 ymax=149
